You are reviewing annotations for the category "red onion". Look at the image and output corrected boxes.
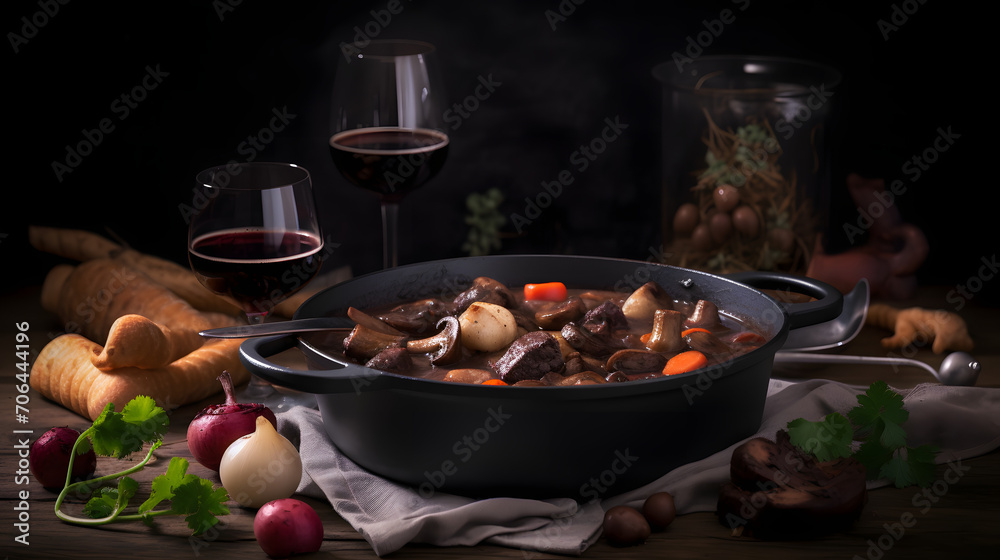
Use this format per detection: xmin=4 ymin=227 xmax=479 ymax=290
xmin=187 ymin=370 xmax=276 ymax=472
xmin=30 ymin=426 xmax=96 ymax=489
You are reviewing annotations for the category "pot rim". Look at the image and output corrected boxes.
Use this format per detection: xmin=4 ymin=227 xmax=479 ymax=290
xmin=242 ymin=254 xmax=840 ymax=396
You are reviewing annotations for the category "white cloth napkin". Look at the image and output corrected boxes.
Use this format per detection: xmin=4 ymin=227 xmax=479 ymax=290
xmin=273 ymin=379 xmax=1000 ymax=557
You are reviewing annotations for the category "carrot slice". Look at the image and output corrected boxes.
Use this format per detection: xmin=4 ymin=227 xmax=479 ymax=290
xmin=640 ymin=332 xmax=652 ymax=345
xmin=481 ymin=379 xmax=508 ymax=386
xmin=731 ymin=331 xmax=766 ymax=345
xmin=524 ymin=282 xmax=568 ymax=302
xmin=681 ymin=327 xmax=711 ymax=337
xmin=662 ymin=351 xmax=708 ymax=376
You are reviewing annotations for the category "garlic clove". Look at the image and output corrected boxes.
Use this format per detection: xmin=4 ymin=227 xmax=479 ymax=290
xmin=219 ymin=415 xmax=302 ymax=509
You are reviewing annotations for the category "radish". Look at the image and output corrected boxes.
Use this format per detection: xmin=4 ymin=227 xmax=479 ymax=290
xmin=254 ymin=499 xmax=324 ymax=558
xmin=30 ymin=426 xmax=96 ymax=489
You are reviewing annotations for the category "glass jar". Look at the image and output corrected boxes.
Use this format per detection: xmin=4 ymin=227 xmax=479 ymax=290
xmin=653 ymin=55 xmax=841 ymax=275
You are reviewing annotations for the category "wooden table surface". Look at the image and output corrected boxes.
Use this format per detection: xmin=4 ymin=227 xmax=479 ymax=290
xmin=2 ymin=284 xmax=998 ymax=559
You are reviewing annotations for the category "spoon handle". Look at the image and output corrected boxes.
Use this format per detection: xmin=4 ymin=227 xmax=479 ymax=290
xmin=773 ymin=351 xmax=939 ymax=381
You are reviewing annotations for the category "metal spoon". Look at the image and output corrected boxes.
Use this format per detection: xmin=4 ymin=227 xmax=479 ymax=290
xmin=199 ymin=316 xmax=355 ymax=339
xmin=781 ymin=279 xmax=869 ymax=352
xmin=773 ymin=351 xmax=982 ymax=386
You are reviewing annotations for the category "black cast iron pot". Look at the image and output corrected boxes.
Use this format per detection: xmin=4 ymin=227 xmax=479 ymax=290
xmin=241 ymin=255 xmax=841 ymax=499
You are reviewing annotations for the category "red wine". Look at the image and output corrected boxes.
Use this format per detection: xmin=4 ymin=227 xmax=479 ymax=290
xmin=189 ymin=229 xmax=323 ymax=316
xmin=329 ymin=127 xmax=449 ymax=202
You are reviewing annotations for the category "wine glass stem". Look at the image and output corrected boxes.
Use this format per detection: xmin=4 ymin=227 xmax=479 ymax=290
xmin=243 ymin=311 xmax=274 ymax=397
xmin=381 ymin=200 xmax=400 ymax=269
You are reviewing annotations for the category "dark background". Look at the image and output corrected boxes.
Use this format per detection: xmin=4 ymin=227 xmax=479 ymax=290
xmin=4 ymin=1 xmax=990 ymax=303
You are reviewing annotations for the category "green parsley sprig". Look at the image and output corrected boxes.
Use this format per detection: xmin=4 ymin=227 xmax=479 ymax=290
xmin=53 ymin=396 xmax=229 ymax=535
xmin=786 ymin=381 xmax=940 ymax=488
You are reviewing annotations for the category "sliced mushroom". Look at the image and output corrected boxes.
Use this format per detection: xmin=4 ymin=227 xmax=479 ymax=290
xmin=686 ymin=299 xmax=721 ymax=330
xmin=513 ymin=379 xmax=548 ymax=387
xmin=405 ymin=316 xmax=463 ymax=365
xmin=565 ymin=351 xmax=608 ymax=376
xmin=621 ymin=281 xmax=674 ymax=322
xmin=442 ymin=368 xmax=496 ymax=384
xmin=533 ymin=296 xmax=587 ymax=330
xmin=453 ymin=276 xmax=517 ymax=312
xmin=605 ymin=349 xmax=669 ymax=375
xmin=348 ymin=306 xmax=407 ymax=336
xmin=379 ymin=298 xmax=452 ymax=336
xmin=509 ymin=308 xmax=540 ymax=333
xmin=343 ymin=324 xmax=406 ymax=361
xmin=365 ymin=347 xmax=413 ymax=374
xmin=685 ymin=330 xmax=733 ymax=358
xmin=554 ymin=371 xmax=607 ymax=385
xmin=605 ymin=370 xmax=629 ymax=383
xmin=645 ymin=309 xmax=686 ymax=353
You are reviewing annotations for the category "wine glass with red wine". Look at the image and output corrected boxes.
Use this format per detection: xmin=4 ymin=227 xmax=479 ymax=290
xmin=329 ymin=39 xmax=449 ymax=268
xmin=188 ymin=162 xmax=324 ymax=395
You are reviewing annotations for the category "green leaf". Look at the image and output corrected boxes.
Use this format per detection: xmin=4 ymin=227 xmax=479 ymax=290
xmin=121 ymin=395 xmax=170 ymax=444
xmin=88 ymin=403 xmax=133 ymax=458
xmin=849 ymin=380 xmax=909 ymax=439
xmin=787 ymin=412 xmax=854 ymax=461
xmin=878 ymin=447 xmax=938 ymax=488
xmin=853 ymin=439 xmax=894 ymax=479
xmin=83 ymin=488 xmax=120 ymax=519
xmin=171 ymin=476 xmax=231 ymax=535
xmin=83 ymin=477 xmax=139 ymax=519
xmin=139 ymin=456 xmax=189 ymax=514
xmin=87 ymin=396 xmax=169 ymax=459
xmin=879 ymin=419 xmax=909 ymax=450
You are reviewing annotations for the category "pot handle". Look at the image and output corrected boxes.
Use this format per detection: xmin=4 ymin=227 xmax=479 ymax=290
xmin=725 ymin=271 xmax=843 ymax=330
xmin=239 ymin=335 xmax=384 ymax=394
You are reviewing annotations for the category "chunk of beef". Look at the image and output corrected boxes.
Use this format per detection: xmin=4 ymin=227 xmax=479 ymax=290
xmin=490 ymin=331 xmax=564 ymax=384
xmin=365 ymin=347 xmax=413 ymax=374
xmin=581 ymin=301 xmax=629 ymax=336
xmin=533 ymin=296 xmax=587 ymax=330
xmin=453 ymin=277 xmax=517 ymax=313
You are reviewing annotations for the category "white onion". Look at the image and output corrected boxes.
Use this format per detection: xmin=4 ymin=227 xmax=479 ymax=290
xmin=219 ymin=416 xmax=302 ymax=508
xmin=459 ymin=302 xmax=518 ymax=352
